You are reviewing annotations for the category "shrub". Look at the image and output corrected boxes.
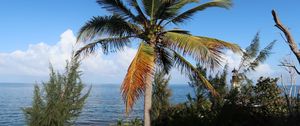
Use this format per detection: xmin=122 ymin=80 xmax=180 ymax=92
xmin=23 ymin=57 xmax=91 ymax=126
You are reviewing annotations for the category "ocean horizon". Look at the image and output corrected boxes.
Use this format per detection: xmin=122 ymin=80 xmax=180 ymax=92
xmin=0 ymin=83 xmax=192 ymax=126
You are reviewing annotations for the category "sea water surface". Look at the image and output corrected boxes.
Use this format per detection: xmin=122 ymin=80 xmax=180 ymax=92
xmin=0 ymin=83 xmax=191 ymax=126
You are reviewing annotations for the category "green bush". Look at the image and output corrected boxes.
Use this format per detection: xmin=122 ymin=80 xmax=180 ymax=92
xmin=153 ymin=75 xmax=300 ymax=126
xmin=112 ymin=118 xmax=143 ymax=126
xmin=151 ymin=69 xmax=171 ymax=124
xmin=23 ymin=57 xmax=91 ymax=126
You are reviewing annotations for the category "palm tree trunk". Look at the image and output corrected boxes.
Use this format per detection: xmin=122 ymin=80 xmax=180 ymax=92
xmin=144 ymin=82 xmax=152 ymax=126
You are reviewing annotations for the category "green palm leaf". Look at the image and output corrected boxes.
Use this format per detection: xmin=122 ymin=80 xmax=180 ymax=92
xmin=173 ymin=51 xmax=219 ymax=96
xmin=96 ymin=0 xmax=137 ymax=20
xmin=128 ymin=0 xmax=149 ymax=26
xmin=164 ymin=32 xmax=240 ymax=69
xmin=77 ymin=15 xmax=136 ymax=42
xmin=169 ymin=0 xmax=198 ymax=11
xmin=75 ymin=36 xmax=133 ymax=57
xmin=142 ymin=0 xmax=159 ymax=16
xmin=153 ymin=0 xmax=198 ymax=25
xmin=168 ymin=0 xmax=232 ymax=25
xmin=163 ymin=29 xmax=191 ymax=35
xmin=155 ymin=47 xmax=174 ymax=74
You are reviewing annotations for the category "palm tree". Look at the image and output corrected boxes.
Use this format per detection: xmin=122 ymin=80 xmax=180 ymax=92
xmin=75 ymin=0 xmax=240 ymax=125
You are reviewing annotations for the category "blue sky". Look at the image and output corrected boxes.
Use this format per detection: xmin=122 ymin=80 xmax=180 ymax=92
xmin=0 ymin=0 xmax=300 ymax=84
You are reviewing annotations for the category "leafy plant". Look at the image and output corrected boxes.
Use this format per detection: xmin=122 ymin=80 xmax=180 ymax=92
xmin=252 ymin=77 xmax=287 ymax=116
xmin=113 ymin=118 xmax=143 ymax=126
xmin=151 ymin=69 xmax=171 ymax=123
xmin=23 ymin=57 xmax=91 ymax=126
xmin=153 ymin=64 xmax=229 ymax=126
xmin=232 ymin=32 xmax=275 ymax=86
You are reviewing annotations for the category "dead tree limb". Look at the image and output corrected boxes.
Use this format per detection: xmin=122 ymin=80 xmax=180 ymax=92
xmin=272 ymin=10 xmax=300 ymax=66
xmin=279 ymin=59 xmax=300 ymax=75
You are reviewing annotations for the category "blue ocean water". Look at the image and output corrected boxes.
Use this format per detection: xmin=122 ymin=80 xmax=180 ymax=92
xmin=0 ymin=83 xmax=191 ymax=126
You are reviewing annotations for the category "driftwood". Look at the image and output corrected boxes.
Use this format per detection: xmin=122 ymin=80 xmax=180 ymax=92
xmin=272 ymin=10 xmax=300 ymax=74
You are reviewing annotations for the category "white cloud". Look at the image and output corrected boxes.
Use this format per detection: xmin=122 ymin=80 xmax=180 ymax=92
xmin=223 ymin=50 xmax=274 ymax=81
xmin=223 ymin=50 xmax=242 ymax=69
xmin=0 ymin=29 xmax=137 ymax=84
xmin=0 ymin=30 xmax=278 ymax=85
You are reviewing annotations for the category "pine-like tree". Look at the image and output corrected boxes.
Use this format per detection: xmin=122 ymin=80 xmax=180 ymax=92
xmin=23 ymin=57 xmax=91 ymax=126
xmin=232 ymin=32 xmax=276 ymax=87
xmin=151 ymin=69 xmax=171 ymax=123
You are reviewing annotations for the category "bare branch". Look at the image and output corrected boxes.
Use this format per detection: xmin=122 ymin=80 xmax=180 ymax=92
xmin=272 ymin=10 xmax=300 ymax=66
xmin=279 ymin=55 xmax=300 ymax=75
xmin=279 ymin=64 xmax=300 ymax=75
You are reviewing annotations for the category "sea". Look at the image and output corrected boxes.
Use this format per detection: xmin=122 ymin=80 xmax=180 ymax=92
xmin=0 ymin=83 xmax=191 ymax=126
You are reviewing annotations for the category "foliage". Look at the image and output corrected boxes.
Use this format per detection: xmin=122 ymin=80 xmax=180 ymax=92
xmin=76 ymin=0 xmax=241 ymax=114
xmin=229 ymin=82 xmax=253 ymax=106
xmin=252 ymin=77 xmax=287 ymax=116
xmin=226 ymin=77 xmax=287 ymax=114
xmin=153 ymin=64 xmax=229 ymax=126
xmin=151 ymin=69 xmax=171 ymax=123
xmin=23 ymin=57 xmax=91 ymax=126
xmin=153 ymin=70 xmax=299 ymax=126
xmin=113 ymin=118 xmax=143 ymax=126
xmin=208 ymin=64 xmax=229 ymax=109
xmin=234 ymin=32 xmax=275 ymax=85
xmin=219 ymin=77 xmax=289 ymax=126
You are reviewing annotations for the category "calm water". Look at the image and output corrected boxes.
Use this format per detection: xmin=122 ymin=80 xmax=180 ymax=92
xmin=0 ymin=83 xmax=191 ymax=126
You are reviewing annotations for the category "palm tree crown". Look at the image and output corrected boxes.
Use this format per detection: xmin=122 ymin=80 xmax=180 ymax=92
xmin=76 ymin=0 xmax=240 ymax=114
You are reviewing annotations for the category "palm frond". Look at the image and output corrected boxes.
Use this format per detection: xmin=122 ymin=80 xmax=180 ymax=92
xmin=168 ymin=0 xmax=232 ymax=25
xmin=156 ymin=0 xmax=184 ymax=20
xmin=169 ymin=0 xmax=198 ymax=11
xmin=162 ymin=29 xmax=191 ymax=35
xmin=155 ymin=0 xmax=174 ymax=22
xmin=77 ymin=15 xmax=135 ymax=42
xmin=164 ymin=32 xmax=239 ymax=69
xmin=155 ymin=0 xmax=194 ymax=25
xmin=173 ymin=51 xmax=219 ymax=96
xmin=121 ymin=42 xmax=155 ymax=114
xmin=155 ymin=47 xmax=174 ymax=74
xmin=249 ymin=40 xmax=276 ymax=71
xmin=75 ymin=36 xmax=132 ymax=57
xmin=164 ymin=32 xmax=218 ymax=69
xmin=155 ymin=0 xmax=199 ymax=25
xmin=198 ymin=36 xmax=241 ymax=52
xmin=128 ymin=0 xmax=149 ymax=25
xmin=96 ymin=0 xmax=137 ymax=21
xmin=142 ymin=0 xmax=160 ymax=22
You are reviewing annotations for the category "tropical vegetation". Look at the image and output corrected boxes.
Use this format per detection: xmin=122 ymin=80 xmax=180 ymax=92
xmin=231 ymin=32 xmax=275 ymax=87
xmin=151 ymin=69 xmax=171 ymax=124
xmin=152 ymin=68 xmax=300 ymax=126
xmin=75 ymin=0 xmax=240 ymax=125
xmin=14 ymin=1 xmax=300 ymax=126
xmin=23 ymin=57 xmax=91 ymax=126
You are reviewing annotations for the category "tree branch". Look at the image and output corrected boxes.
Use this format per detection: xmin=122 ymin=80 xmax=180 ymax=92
xmin=279 ymin=61 xmax=300 ymax=75
xmin=272 ymin=10 xmax=300 ymax=65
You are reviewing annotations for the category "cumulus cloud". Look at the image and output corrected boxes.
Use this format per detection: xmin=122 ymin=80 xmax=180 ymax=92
xmin=0 ymin=30 xmax=277 ymax=85
xmin=223 ymin=50 xmax=242 ymax=70
xmin=0 ymin=29 xmax=137 ymax=84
